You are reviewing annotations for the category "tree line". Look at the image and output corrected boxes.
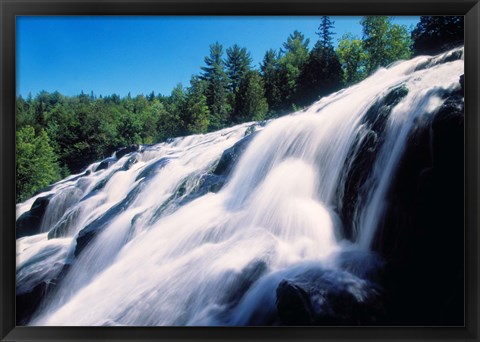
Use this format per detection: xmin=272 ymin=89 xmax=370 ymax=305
xmin=15 ymin=16 xmax=463 ymax=202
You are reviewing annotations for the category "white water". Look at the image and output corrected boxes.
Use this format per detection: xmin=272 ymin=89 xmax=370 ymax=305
xmin=16 ymin=48 xmax=464 ymax=326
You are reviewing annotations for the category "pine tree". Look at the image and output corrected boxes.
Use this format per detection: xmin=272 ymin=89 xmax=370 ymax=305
xmin=317 ymin=16 xmax=335 ymax=49
xmin=225 ymin=44 xmax=253 ymax=119
xmin=278 ymin=31 xmax=310 ymax=110
xmin=297 ymin=17 xmax=342 ymax=106
xmin=412 ymin=16 xmax=464 ymax=55
xmin=225 ymin=44 xmax=253 ymax=94
xmin=184 ymin=76 xmax=210 ymax=134
xmin=260 ymin=49 xmax=283 ymax=115
xmin=234 ymin=70 xmax=268 ymax=122
xmin=201 ymin=42 xmax=230 ymax=130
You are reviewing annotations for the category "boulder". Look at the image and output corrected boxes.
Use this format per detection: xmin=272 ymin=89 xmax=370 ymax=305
xmin=74 ymin=183 xmax=143 ymax=257
xmin=95 ymin=157 xmax=117 ymax=172
xmin=16 ymin=281 xmax=49 ymax=325
xmin=370 ymin=91 xmax=464 ymax=325
xmin=135 ymin=157 xmax=169 ymax=182
xmin=275 ymin=267 xmax=384 ymax=326
xmin=336 ymin=84 xmax=409 ymax=240
xmin=115 ymin=144 xmax=139 ymax=159
xmin=16 ymin=264 xmax=71 ymax=325
xmin=16 ymin=195 xmax=53 ymax=238
xmin=213 ymin=132 xmax=257 ymax=177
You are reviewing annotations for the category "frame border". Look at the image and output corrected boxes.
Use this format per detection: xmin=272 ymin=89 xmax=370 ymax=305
xmin=1 ymin=1 xmax=479 ymax=341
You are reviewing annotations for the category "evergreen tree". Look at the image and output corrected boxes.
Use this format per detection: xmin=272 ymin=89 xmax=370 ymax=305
xmin=260 ymin=49 xmax=283 ymax=115
xmin=225 ymin=44 xmax=253 ymax=94
xmin=147 ymin=91 xmax=156 ymax=102
xmin=16 ymin=126 xmax=61 ymax=202
xmin=278 ymin=31 xmax=310 ymax=110
xmin=159 ymin=83 xmax=186 ymax=139
xmin=412 ymin=16 xmax=464 ymax=55
xmin=16 ymin=95 xmax=36 ymax=129
xmin=225 ymin=44 xmax=253 ymax=117
xmin=234 ymin=70 xmax=268 ymax=122
xmin=138 ymin=99 xmax=161 ymax=144
xmin=201 ymin=42 xmax=230 ymax=130
xmin=297 ymin=17 xmax=342 ymax=106
xmin=184 ymin=76 xmax=210 ymax=134
xmin=317 ymin=16 xmax=335 ymax=49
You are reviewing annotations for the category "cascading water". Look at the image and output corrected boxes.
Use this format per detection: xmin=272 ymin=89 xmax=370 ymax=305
xmin=16 ymin=47 xmax=464 ymax=326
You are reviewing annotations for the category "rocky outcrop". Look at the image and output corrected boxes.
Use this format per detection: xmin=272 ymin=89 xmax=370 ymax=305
xmin=337 ymin=85 xmax=409 ymax=240
xmin=115 ymin=144 xmax=139 ymax=159
xmin=74 ymin=183 xmax=143 ymax=257
xmin=371 ymin=85 xmax=464 ymax=325
xmin=95 ymin=157 xmax=117 ymax=172
xmin=16 ymin=195 xmax=53 ymax=238
xmin=275 ymin=264 xmax=384 ymax=326
xmin=213 ymin=132 xmax=258 ymax=178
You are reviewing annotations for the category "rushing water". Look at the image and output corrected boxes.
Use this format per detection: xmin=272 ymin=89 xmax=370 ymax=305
xmin=16 ymin=47 xmax=464 ymax=326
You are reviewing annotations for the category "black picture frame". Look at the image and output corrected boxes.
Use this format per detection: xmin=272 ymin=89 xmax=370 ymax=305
xmin=1 ymin=0 xmax=479 ymax=341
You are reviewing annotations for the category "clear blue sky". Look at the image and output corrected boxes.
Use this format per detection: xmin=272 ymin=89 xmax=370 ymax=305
xmin=16 ymin=16 xmax=419 ymax=98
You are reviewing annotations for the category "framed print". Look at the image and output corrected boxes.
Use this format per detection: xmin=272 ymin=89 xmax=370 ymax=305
xmin=1 ymin=0 xmax=479 ymax=341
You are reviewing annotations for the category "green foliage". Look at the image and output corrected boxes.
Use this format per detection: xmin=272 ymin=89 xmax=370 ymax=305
xmin=16 ymin=16 xmax=434 ymax=203
xmin=225 ymin=44 xmax=253 ymax=117
xmin=201 ymin=42 xmax=230 ymax=130
xmin=158 ymin=84 xmax=185 ymax=140
xmin=234 ymin=70 xmax=268 ymax=122
xmin=225 ymin=44 xmax=253 ymax=94
xmin=297 ymin=18 xmax=342 ymax=106
xmin=184 ymin=76 xmax=210 ymax=134
xmin=361 ymin=16 xmax=412 ymax=74
xmin=16 ymin=126 xmax=61 ymax=202
xmin=317 ymin=16 xmax=335 ymax=49
xmin=361 ymin=16 xmax=391 ymax=73
xmin=260 ymin=49 xmax=283 ymax=115
xmin=411 ymin=16 xmax=464 ymax=56
xmin=278 ymin=30 xmax=310 ymax=110
xmin=384 ymin=24 xmax=412 ymax=63
xmin=336 ymin=34 xmax=368 ymax=84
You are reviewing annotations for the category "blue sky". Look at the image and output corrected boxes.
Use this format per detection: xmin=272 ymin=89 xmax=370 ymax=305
xmin=16 ymin=16 xmax=419 ymax=98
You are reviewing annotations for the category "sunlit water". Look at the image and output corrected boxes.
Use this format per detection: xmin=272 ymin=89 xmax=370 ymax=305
xmin=16 ymin=47 xmax=464 ymax=326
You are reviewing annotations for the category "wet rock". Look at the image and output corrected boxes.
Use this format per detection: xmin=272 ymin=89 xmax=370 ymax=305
xmin=222 ymin=260 xmax=268 ymax=308
xmin=16 ymin=264 xmax=71 ymax=325
xmin=115 ymin=144 xmax=139 ymax=159
xmin=135 ymin=157 xmax=169 ymax=182
xmin=122 ymin=154 xmax=139 ymax=171
xmin=414 ymin=48 xmax=463 ymax=71
xmin=371 ymin=92 xmax=464 ymax=325
xmin=48 ymin=207 xmax=81 ymax=239
xmin=336 ymin=84 xmax=409 ymax=240
xmin=213 ymin=132 xmax=257 ymax=177
xmin=75 ymin=183 xmax=143 ymax=257
xmin=335 ymin=249 xmax=385 ymax=283
xmin=276 ymin=280 xmax=314 ymax=325
xmin=16 ymin=195 xmax=53 ymax=238
xmin=95 ymin=157 xmax=117 ymax=172
xmin=275 ymin=267 xmax=384 ymax=326
xmin=16 ymin=281 xmax=49 ymax=325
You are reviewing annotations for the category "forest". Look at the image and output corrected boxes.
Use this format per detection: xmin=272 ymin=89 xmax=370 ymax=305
xmin=15 ymin=16 xmax=463 ymax=202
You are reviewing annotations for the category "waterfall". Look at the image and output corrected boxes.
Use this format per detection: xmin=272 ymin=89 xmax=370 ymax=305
xmin=16 ymin=47 xmax=464 ymax=326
